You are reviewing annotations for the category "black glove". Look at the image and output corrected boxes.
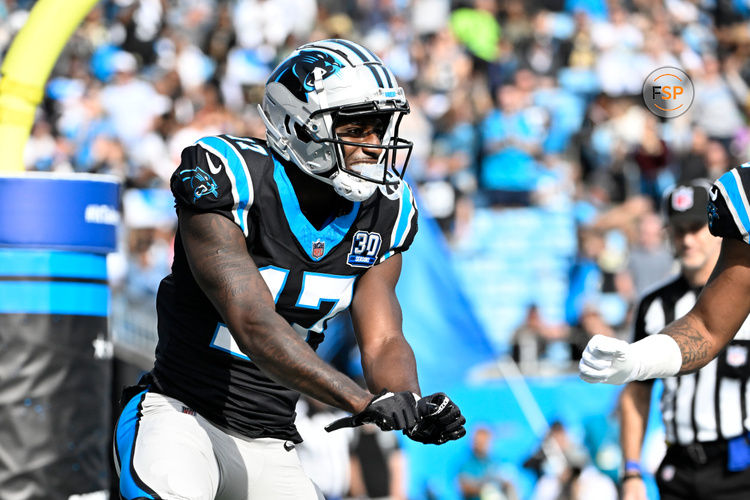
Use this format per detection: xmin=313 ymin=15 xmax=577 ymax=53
xmin=404 ymin=392 xmax=466 ymax=445
xmin=325 ymin=390 xmax=420 ymax=432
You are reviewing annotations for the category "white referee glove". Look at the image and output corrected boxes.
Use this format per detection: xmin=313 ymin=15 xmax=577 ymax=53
xmin=579 ymin=335 xmax=638 ymax=384
xmin=579 ymin=334 xmax=683 ymax=385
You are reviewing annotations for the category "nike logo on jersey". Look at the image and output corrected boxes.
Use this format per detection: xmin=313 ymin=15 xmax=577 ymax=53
xmin=206 ymin=153 xmax=222 ymax=174
xmin=710 ymin=186 xmax=718 ymax=201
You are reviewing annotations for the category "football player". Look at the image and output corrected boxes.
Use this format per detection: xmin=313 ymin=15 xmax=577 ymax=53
xmin=113 ymin=39 xmax=465 ymax=500
xmin=579 ymin=164 xmax=750 ymax=384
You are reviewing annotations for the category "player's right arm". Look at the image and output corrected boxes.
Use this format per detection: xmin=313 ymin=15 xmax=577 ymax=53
xmin=179 ymin=208 xmax=372 ymax=414
xmin=580 ymin=167 xmax=750 ymax=383
xmin=619 ymin=380 xmax=652 ymax=500
xmin=618 ymin=293 xmax=655 ymax=499
xmin=668 ymin=237 xmax=750 ymax=372
xmin=579 ymin=239 xmax=750 ymax=382
xmin=668 ymin=168 xmax=750 ymax=372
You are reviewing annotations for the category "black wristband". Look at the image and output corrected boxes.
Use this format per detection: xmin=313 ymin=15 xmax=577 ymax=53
xmin=622 ymin=472 xmax=643 ymax=481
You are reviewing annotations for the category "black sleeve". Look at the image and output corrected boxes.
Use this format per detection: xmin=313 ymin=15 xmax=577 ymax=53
xmin=170 ymin=137 xmax=256 ymax=235
xmin=378 ymin=181 xmax=419 ymax=263
xmin=708 ymin=167 xmax=750 ymax=243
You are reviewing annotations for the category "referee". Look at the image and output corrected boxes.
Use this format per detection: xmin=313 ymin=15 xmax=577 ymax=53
xmin=620 ymin=180 xmax=750 ymax=500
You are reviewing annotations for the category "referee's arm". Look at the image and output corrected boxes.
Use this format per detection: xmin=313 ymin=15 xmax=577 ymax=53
xmin=619 ymin=380 xmax=653 ymax=499
xmin=619 ymin=296 xmax=654 ymax=499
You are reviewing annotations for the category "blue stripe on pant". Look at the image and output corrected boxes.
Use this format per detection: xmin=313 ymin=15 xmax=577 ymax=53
xmin=115 ymin=389 xmax=156 ymax=500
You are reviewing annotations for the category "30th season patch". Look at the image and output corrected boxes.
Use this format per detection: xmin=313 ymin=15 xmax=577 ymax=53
xmin=347 ymin=231 xmax=382 ymax=268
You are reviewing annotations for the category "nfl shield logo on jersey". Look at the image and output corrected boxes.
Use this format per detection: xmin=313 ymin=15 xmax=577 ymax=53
xmin=312 ymin=240 xmax=325 ymax=259
xmin=727 ymin=344 xmax=748 ymax=368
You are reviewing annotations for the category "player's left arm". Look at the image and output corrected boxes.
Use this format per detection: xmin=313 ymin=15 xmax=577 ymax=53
xmin=350 ymin=253 xmax=420 ymax=394
xmin=351 ymin=254 xmax=466 ymax=444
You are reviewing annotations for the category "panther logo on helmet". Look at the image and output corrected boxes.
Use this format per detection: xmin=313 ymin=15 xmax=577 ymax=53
xmin=259 ymin=39 xmax=414 ymax=202
xmin=268 ymin=50 xmax=343 ymax=102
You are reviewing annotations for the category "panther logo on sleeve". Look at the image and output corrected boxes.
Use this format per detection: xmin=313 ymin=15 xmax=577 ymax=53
xmin=180 ymin=166 xmax=219 ymax=202
xmin=708 ymin=199 xmax=719 ymax=229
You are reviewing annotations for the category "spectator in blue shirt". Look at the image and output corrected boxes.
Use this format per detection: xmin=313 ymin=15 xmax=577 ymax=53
xmin=458 ymin=427 xmax=519 ymax=500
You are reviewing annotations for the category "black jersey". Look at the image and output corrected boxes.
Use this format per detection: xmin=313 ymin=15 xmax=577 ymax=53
xmin=150 ymin=134 xmax=418 ymax=442
xmin=708 ymin=164 xmax=750 ymax=243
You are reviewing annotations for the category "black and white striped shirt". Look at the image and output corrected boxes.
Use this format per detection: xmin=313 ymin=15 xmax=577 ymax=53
xmin=634 ymin=274 xmax=750 ymax=444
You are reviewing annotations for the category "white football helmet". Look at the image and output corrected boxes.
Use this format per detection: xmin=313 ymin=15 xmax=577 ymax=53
xmin=258 ymin=39 xmax=413 ymax=201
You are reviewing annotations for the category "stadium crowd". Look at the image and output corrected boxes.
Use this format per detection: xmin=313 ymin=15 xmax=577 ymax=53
xmin=7 ymin=0 xmax=750 ymax=497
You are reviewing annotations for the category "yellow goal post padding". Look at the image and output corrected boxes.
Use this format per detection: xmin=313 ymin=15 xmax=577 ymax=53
xmin=0 ymin=0 xmax=100 ymax=172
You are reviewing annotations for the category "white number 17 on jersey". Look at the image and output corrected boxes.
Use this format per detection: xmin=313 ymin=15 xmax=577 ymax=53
xmin=209 ymin=266 xmax=355 ymax=360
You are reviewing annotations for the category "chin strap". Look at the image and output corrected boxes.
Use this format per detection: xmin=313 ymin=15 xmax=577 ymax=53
xmin=378 ymin=173 xmax=403 ymax=200
xmin=331 ymin=170 xmax=377 ymax=202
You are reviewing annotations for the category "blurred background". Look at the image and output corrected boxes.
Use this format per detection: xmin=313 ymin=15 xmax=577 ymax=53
xmin=3 ymin=0 xmax=749 ymax=498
